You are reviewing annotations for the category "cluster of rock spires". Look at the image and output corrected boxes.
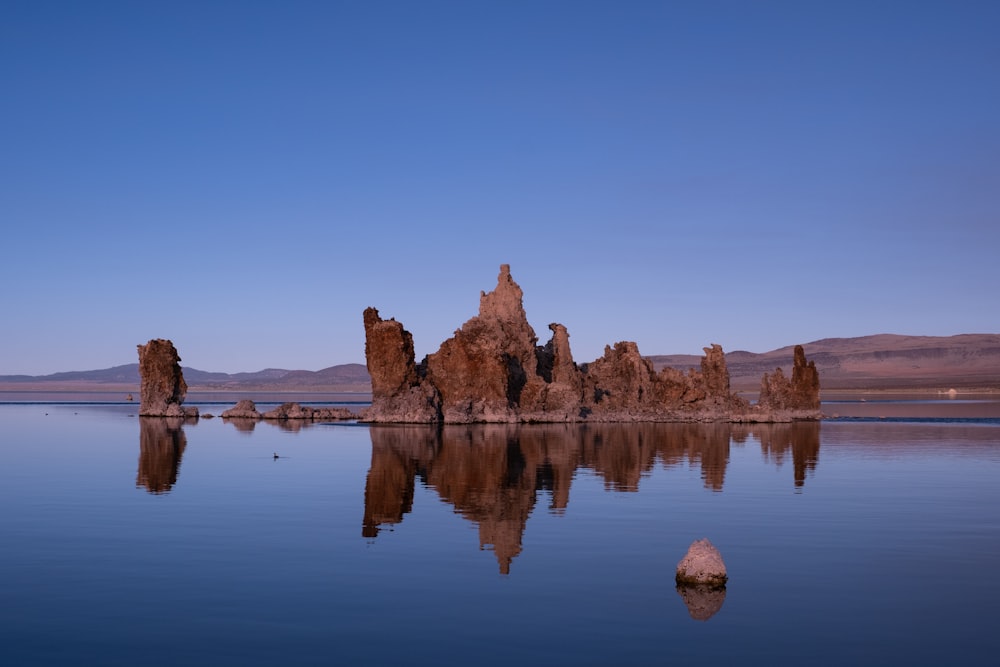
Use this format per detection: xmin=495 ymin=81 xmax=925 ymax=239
xmin=363 ymin=265 xmax=820 ymax=424
xmin=364 ymin=421 xmax=817 ymax=575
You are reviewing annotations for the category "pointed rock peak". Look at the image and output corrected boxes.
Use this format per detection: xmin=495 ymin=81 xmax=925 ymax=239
xmin=478 ymin=263 xmax=527 ymax=323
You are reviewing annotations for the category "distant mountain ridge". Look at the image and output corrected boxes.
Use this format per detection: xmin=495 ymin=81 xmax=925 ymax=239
xmin=0 ymin=363 xmax=372 ymax=391
xmin=3 ymin=334 xmax=999 ymax=391
xmin=648 ymin=333 xmax=1000 ymax=390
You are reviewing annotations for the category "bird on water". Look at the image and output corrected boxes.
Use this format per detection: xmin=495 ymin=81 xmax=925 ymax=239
xmin=273 ymin=452 xmax=279 ymax=460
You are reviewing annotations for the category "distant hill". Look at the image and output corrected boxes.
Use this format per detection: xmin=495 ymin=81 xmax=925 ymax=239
xmin=648 ymin=333 xmax=1000 ymax=390
xmin=3 ymin=334 xmax=999 ymax=392
xmin=0 ymin=363 xmax=372 ymax=392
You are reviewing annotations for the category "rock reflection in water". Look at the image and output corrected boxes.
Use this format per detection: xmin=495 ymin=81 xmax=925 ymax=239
xmin=675 ymin=584 xmax=727 ymax=621
xmin=224 ymin=417 xmax=258 ymax=433
xmin=363 ymin=423 xmax=763 ymax=574
xmin=753 ymin=422 xmax=821 ymax=488
xmin=136 ymin=417 xmax=188 ymax=494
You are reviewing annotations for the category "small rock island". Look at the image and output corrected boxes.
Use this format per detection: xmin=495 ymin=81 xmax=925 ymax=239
xmin=362 ymin=264 xmax=820 ymax=423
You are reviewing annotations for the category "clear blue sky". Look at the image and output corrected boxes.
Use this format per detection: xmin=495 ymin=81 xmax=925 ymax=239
xmin=2 ymin=1 xmax=998 ymax=375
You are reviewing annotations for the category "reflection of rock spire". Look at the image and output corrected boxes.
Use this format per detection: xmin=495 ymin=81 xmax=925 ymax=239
xmin=362 ymin=426 xmax=439 ymax=538
xmin=755 ymin=422 xmax=821 ymax=488
xmin=362 ymin=443 xmax=418 ymax=538
xmin=426 ymin=428 xmax=535 ymax=575
xmin=137 ymin=417 xmax=187 ymax=494
xmin=362 ymin=423 xmax=801 ymax=573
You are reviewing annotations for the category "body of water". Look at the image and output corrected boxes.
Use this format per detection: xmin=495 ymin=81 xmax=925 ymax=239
xmin=2 ymin=402 xmax=999 ymax=666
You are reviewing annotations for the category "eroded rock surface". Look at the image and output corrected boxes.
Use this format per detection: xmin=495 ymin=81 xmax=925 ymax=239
xmin=675 ymin=538 xmax=728 ymax=587
xmin=221 ymin=399 xmax=262 ymax=420
xmin=362 ymin=265 xmax=820 ymax=423
xmin=137 ymin=339 xmax=198 ymax=418
xmin=758 ymin=345 xmax=821 ymax=414
xmin=221 ymin=399 xmax=355 ymax=422
xmin=261 ymin=402 xmax=354 ymax=421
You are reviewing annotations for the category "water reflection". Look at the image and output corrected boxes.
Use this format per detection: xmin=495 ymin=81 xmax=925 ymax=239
xmin=753 ymin=422 xmax=821 ymax=488
xmin=363 ymin=422 xmax=822 ymax=573
xmin=136 ymin=417 xmax=188 ymax=494
xmin=675 ymin=584 xmax=727 ymax=621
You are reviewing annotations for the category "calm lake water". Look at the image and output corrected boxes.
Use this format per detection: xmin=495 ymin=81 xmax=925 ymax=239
xmin=2 ymin=401 xmax=999 ymax=666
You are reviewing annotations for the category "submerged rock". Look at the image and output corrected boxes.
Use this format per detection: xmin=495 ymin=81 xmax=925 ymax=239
xmin=362 ymin=264 xmax=821 ymax=423
xmin=675 ymin=538 xmax=728 ymax=588
xmin=137 ymin=339 xmax=198 ymax=418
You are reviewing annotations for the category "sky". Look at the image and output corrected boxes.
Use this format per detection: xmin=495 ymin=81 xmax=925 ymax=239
xmin=2 ymin=0 xmax=998 ymax=375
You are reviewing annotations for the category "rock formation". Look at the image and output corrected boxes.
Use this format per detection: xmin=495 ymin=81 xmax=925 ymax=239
xmin=758 ymin=345 xmax=821 ymax=414
xmin=136 ymin=339 xmax=198 ymax=418
xmin=261 ymin=402 xmax=354 ymax=421
xmin=362 ymin=265 xmax=821 ymax=423
xmin=363 ymin=308 xmax=441 ymax=422
xmin=675 ymin=538 xmax=728 ymax=587
xmin=221 ymin=399 xmax=262 ymax=420
xmin=220 ymin=399 xmax=355 ymax=422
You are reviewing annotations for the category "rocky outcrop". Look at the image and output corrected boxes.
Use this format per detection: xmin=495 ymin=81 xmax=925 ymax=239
xmin=363 ymin=308 xmax=440 ymax=422
xmin=675 ymin=538 xmax=728 ymax=587
xmin=136 ymin=339 xmax=198 ymax=418
xmin=261 ymin=402 xmax=354 ymax=420
xmin=758 ymin=345 xmax=821 ymax=414
xmin=221 ymin=399 xmax=354 ymax=422
xmin=221 ymin=399 xmax=262 ymax=419
xmin=424 ymin=264 xmax=548 ymax=422
xmin=362 ymin=265 xmax=820 ymax=423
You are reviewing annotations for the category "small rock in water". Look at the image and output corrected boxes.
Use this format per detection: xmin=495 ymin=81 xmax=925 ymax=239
xmin=675 ymin=538 xmax=727 ymax=587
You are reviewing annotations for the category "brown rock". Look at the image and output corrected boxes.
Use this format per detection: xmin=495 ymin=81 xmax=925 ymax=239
xmin=758 ymin=345 xmax=820 ymax=412
xmin=261 ymin=402 xmax=354 ymax=420
xmin=136 ymin=339 xmax=197 ymax=418
xmin=424 ymin=264 xmax=545 ymax=422
xmin=791 ymin=345 xmax=821 ymax=410
xmin=529 ymin=323 xmax=584 ymax=416
xmin=362 ymin=265 xmax=820 ymax=423
xmin=364 ymin=308 xmax=420 ymax=398
xmin=221 ymin=399 xmax=262 ymax=419
xmin=700 ymin=344 xmax=730 ymax=400
xmin=676 ymin=538 xmax=728 ymax=587
xmin=582 ymin=341 xmax=657 ymax=413
xmin=363 ymin=308 xmax=440 ymax=422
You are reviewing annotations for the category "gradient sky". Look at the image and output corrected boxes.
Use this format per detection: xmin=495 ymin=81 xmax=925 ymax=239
xmin=2 ymin=1 xmax=998 ymax=375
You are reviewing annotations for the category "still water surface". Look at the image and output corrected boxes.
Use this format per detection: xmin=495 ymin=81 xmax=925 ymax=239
xmin=2 ymin=403 xmax=998 ymax=666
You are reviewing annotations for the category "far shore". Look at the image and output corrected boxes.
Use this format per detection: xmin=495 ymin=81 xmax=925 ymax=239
xmin=4 ymin=383 xmax=1000 ymax=419
xmin=3 ymin=380 xmax=998 ymax=398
